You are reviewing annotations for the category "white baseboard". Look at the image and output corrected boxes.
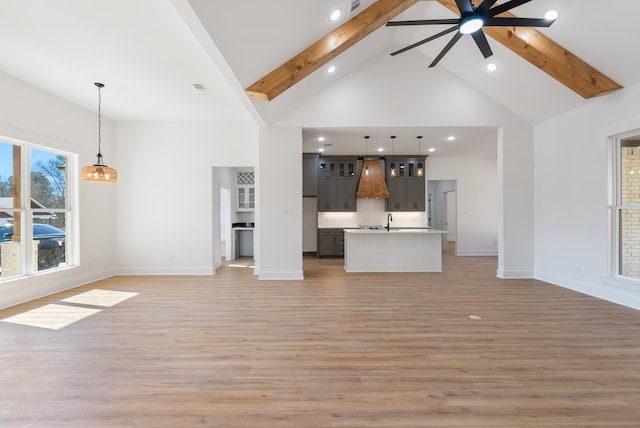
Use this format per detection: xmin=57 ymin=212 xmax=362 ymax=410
xmin=456 ymin=250 xmax=498 ymax=256
xmin=115 ymin=267 xmax=215 ymax=275
xmin=535 ymin=271 xmax=640 ymax=310
xmin=497 ymin=269 xmax=534 ymax=279
xmin=0 ymin=266 xmax=115 ymax=310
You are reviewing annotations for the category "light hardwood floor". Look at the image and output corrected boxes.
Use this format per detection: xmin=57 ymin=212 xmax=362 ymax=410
xmin=1 ymin=247 xmax=640 ymax=427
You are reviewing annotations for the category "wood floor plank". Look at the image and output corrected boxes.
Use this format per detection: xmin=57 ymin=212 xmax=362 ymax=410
xmin=1 ymin=248 xmax=640 ymax=426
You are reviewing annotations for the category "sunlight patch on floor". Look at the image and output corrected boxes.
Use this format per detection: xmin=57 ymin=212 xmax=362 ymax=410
xmin=61 ymin=289 xmax=138 ymax=307
xmin=228 ymin=263 xmax=255 ymax=268
xmin=1 ymin=304 xmax=101 ymax=330
xmin=1 ymin=289 xmax=139 ymax=330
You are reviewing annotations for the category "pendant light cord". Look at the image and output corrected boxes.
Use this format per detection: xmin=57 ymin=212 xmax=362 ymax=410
xmin=98 ymin=84 xmax=102 ymax=156
xmin=95 ymin=82 xmax=105 ymax=165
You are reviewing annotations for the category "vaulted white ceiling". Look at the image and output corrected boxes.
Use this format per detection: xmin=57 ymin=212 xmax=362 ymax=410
xmin=1 ymin=0 xmax=639 ymax=156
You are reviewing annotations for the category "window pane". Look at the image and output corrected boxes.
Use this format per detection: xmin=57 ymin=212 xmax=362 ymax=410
xmin=1 ymin=141 xmax=22 ymax=279
xmin=0 ymin=221 xmax=22 ymax=279
xmin=0 ymin=141 xmax=19 ymax=208
xmin=33 ymin=212 xmax=66 ymax=271
xmin=30 ymin=148 xmax=67 ymax=209
xmin=620 ymin=140 xmax=640 ymax=205
xmin=619 ymin=209 xmax=640 ymax=279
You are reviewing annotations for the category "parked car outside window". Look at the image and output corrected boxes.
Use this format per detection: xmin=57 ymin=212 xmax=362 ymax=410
xmin=0 ymin=223 xmax=66 ymax=270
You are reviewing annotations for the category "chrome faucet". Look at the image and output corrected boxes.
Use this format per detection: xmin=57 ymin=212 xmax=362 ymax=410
xmin=386 ymin=213 xmax=393 ymax=231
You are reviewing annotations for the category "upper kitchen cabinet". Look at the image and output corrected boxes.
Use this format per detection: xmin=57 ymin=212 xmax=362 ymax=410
xmin=303 ymin=153 xmax=319 ymax=197
xmin=318 ymin=157 xmax=358 ymax=180
xmin=236 ymin=169 xmax=255 ymax=211
xmin=317 ymin=156 xmax=359 ymax=212
xmin=385 ymin=157 xmax=425 ymax=211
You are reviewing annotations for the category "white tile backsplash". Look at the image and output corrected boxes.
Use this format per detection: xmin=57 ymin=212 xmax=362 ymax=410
xmin=317 ymin=198 xmax=427 ymax=228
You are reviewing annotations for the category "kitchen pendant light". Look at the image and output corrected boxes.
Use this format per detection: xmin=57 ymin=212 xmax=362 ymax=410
xmin=82 ymin=82 xmax=117 ymax=183
xmin=390 ymin=135 xmax=396 ymax=177
xmin=364 ymin=136 xmax=370 ymax=175
xmin=417 ymin=135 xmax=424 ymax=177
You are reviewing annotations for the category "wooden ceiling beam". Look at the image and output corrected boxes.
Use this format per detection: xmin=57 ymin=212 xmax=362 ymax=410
xmin=245 ymin=0 xmax=419 ymax=101
xmin=436 ymin=0 xmax=622 ymax=99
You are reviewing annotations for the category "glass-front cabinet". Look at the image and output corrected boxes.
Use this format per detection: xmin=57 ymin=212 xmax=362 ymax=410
xmin=236 ymin=170 xmax=255 ymax=211
xmin=385 ymin=156 xmax=426 ymax=211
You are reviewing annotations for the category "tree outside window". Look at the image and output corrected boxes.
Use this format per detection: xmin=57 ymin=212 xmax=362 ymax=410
xmin=0 ymin=140 xmax=72 ymax=279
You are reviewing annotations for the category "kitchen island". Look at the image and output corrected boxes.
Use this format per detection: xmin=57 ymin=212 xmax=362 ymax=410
xmin=343 ymin=228 xmax=447 ymax=272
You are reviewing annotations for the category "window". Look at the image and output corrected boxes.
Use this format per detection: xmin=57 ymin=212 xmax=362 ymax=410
xmin=612 ymin=133 xmax=640 ymax=281
xmin=0 ymin=139 xmax=74 ymax=280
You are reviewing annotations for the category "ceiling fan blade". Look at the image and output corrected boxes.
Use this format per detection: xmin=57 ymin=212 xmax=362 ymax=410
xmin=484 ymin=17 xmax=554 ymax=27
xmin=471 ymin=30 xmax=493 ymax=58
xmin=489 ymin=0 xmax=531 ymax=16
xmin=390 ymin=26 xmax=459 ymax=56
xmin=428 ymin=31 xmax=463 ymax=68
xmin=455 ymin=0 xmax=474 ymax=15
xmin=386 ymin=19 xmax=459 ymax=27
xmin=476 ymin=0 xmax=499 ymax=14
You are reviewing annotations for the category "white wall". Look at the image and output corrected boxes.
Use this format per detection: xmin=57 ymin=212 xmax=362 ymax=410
xmin=279 ymin=51 xmax=527 ymax=274
xmin=256 ymin=126 xmax=303 ymax=279
xmin=114 ymin=121 xmax=257 ymax=274
xmin=535 ymin=81 xmax=640 ymax=309
xmin=427 ymin=158 xmax=498 ymax=256
xmin=0 ymin=71 xmax=117 ymax=309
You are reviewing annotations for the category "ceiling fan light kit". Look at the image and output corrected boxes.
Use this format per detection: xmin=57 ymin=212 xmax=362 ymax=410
xmin=459 ymin=17 xmax=484 ymax=34
xmin=387 ymin=0 xmax=556 ymax=67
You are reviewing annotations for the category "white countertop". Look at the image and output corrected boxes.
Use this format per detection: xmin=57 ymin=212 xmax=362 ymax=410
xmin=344 ymin=228 xmax=446 ymax=234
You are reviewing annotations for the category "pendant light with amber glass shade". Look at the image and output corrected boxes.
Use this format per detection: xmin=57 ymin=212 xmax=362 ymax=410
xmin=82 ymin=82 xmax=117 ymax=183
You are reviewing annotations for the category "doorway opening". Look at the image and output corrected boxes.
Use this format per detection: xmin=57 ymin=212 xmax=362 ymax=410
xmin=427 ymin=180 xmax=457 ymax=255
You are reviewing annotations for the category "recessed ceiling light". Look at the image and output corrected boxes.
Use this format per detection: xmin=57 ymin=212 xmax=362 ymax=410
xmin=327 ymin=65 xmax=336 ymax=74
xmin=377 ymin=147 xmax=384 ymax=152
xmin=330 ymin=8 xmax=341 ymax=21
xmin=319 ymin=147 xmax=325 ymax=152
xmin=317 ymin=136 xmax=325 ymax=142
xmin=486 ymin=63 xmax=497 ymax=72
xmin=544 ymin=10 xmax=558 ymax=20
xmin=428 ymin=148 xmax=436 ymax=152
xmin=447 ymin=135 xmax=455 ymax=141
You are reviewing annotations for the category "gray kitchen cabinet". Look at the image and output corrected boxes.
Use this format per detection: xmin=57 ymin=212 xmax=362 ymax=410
xmin=387 ymin=179 xmax=405 ymax=211
xmin=337 ymin=179 xmax=358 ymax=211
xmin=318 ymin=156 xmax=358 ymax=212
xmin=406 ymin=179 xmax=425 ymax=211
xmin=318 ymin=179 xmax=338 ymax=211
xmin=317 ymin=228 xmax=345 ymax=257
xmin=303 ymin=153 xmax=319 ymax=197
xmin=385 ymin=156 xmax=425 ymax=211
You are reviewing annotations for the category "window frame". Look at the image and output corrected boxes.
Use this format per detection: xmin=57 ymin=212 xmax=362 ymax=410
xmin=0 ymin=136 xmax=76 ymax=281
xmin=610 ymin=130 xmax=640 ymax=283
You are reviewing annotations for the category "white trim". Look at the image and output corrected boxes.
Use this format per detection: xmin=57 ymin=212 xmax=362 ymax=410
xmin=0 ymin=267 xmax=114 ymax=310
xmin=496 ymin=269 xmax=534 ymax=279
xmin=456 ymin=250 xmax=498 ymax=256
xmin=536 ymin=271 xmax=640 ymax=311
xmin=115 ymin=267 xmax=215 ymax=275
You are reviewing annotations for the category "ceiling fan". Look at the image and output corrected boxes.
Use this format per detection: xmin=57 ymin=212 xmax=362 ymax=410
xmin=386 ymin=0 xmax=556 ymax=67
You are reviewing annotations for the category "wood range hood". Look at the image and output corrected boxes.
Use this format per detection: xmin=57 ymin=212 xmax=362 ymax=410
xmin=356 ymin=158 xmax=390 ymax=199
